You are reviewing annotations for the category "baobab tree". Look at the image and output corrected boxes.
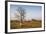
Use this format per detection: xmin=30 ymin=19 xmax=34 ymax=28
xmin=15 ymin=7 xmax=26 ymax=27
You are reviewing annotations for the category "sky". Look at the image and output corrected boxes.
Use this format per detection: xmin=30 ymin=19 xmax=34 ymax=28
xmin=10 ymin=4 xmax=42 ymax=20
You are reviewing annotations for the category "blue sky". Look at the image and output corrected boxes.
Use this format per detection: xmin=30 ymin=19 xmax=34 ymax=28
xmin=10 ymin=5 xmax=42 ymax=20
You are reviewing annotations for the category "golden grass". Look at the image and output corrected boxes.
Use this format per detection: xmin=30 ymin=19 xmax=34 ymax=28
xmin=10 ymin=19 xmax=42 ymax=29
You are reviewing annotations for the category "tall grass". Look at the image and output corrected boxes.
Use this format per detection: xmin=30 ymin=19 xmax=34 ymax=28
xmin=10 ymin=19 xmax=42 ymax=29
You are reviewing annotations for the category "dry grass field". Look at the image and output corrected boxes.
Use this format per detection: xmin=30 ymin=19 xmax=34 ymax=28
xmin=10 ymin=19 xmax=42 ymax=29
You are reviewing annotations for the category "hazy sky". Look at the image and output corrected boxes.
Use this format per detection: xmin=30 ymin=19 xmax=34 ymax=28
xmin=10 ymin=4 xmax=42 ymax=20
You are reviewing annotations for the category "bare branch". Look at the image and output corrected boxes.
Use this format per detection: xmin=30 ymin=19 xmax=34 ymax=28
xmin=15 ymin=7 xmax=26 ymax=23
